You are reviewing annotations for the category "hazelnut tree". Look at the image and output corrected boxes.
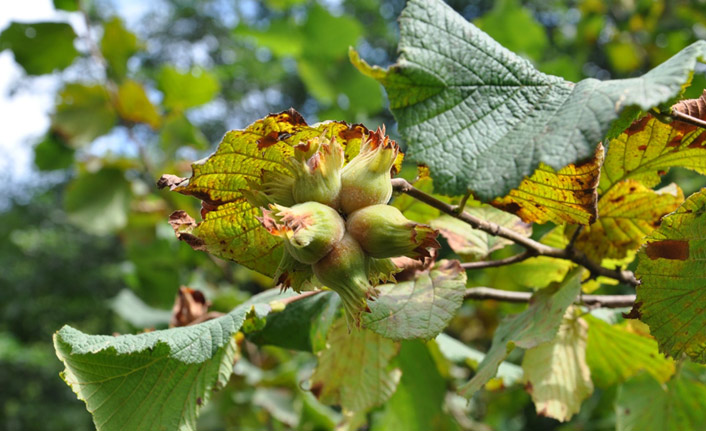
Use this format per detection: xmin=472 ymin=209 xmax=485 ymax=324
xmin=7 ymin=0 xmax=705 ymax=429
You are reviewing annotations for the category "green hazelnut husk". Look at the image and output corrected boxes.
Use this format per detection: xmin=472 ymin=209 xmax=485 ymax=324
xmin=259 ymin=201 xmax=345 ymax=265
xmin=313 ymin=233 xmax=378 ymax=327
xmin=288 ymin=135 xmax=344 ymax=208
xmin=347 ymin=204 xmax=440 ymax=259
xmin=339 ymin=128 xmax=399 ymax=214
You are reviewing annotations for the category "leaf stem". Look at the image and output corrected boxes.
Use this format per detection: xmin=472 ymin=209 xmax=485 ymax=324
xmin=460 ymin=251 xmax=535 ymax=269
xmin=464 ymin=287 xmax=636 ymax=308
xmin=391 ymin=178 xmax=639 ymax=286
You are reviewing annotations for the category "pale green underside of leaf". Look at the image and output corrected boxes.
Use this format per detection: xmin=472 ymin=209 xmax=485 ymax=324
xmin=635 ymin=188 xmax=706 ymax=362
xmin=363 ymin=261 xmax=467 ymax=341
xmin=353 ymin=0 xmax=706 ymax=199
xmin=585 ymin=315 xmax=674 ymax=387
xmin=310 ymin=318 xmax=401 ymax=413
xmin=521 ymin=311 xmax=593 ymax=422
xmin=616 ymin=364 xmax=706 ymax=431
xmin=459 ymin=268 xmax=582 ymax=397
xmin=53 ymin=289 xmax=297 ymax=431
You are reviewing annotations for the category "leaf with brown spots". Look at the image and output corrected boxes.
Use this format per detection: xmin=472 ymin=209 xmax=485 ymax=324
xmin=635 ymin=189 xmax=706 ymax=362
xmin=574 ymin=181 xmax=684 ymax=261
xmin=490 ymin=145 xmax=603 ymax=226
xmin=600 ymin=110 xmax=706 ymax=192
xmin=160 ymin=109 xmax=403 ymax=276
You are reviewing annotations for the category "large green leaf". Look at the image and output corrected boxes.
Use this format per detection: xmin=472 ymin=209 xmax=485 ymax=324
xmin=634 ymin=188 xmax=706 ymax=362
xmin=616 ymin=364 xmax=706 ymax=431
xmin=54 ymin=289 xmax=297 ymax=431
xmin=521 ymin=309 xmax=593 ymax=422
xmin=352 ymin=0 xmax=706 ymax=199
xmin=585 ymin=315 xmax=674 ymax=387
xmin=0 ymin=22 xmax=78 ymax=75
xmin=363 ymin=260 xmax=467 ymax=341
xmin=309 ymin=318 xmax=401 ymax=413
xmin=164 ymin=110 xmax=393 ymax=276
xmin=459 ymin=268 xmax=582 ymax=398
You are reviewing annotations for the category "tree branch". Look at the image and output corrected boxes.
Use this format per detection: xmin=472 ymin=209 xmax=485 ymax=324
xmin=460 ymin=251 xmax=535 ymax=269
xmin=464 ymin=287 xmax=636 ymax=308
xmin=391 ymin=178 xmax=639 ymax=286
xmin=671 ymin=109 xmax=706 ymax=130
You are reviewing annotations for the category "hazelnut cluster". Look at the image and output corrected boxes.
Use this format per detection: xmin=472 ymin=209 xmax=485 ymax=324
xmin=250 ymin=129 xmax=439 ymax=326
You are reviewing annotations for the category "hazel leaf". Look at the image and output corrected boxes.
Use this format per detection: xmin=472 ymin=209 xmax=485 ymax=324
xmin=352 ymin=0 xmax=706 ymax=200
xmin=634 ymin=188 xmax=706 ymax=362
xmin=363 ymin=260 xmax=467 ymax=341
xmin=459 ymin=268 xmax=582 ymax=398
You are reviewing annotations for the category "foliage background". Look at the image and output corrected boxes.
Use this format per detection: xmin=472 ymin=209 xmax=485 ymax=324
xmin=2 ymin=0 xmax=706 ymax=430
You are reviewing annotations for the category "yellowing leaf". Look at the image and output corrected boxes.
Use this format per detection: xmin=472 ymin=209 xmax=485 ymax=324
xmin=491 ymin=145 xmax=603 ymax=225
xmin=585 ymin=315 xmax=674 ymax=387
xmin=431 ymin=206 xmax=530 ymax=261
xmin=116 ymin=80 xmax=161 ymax=129
xmin=635 ymin=189 xmax=706 ymax=362
xmin=522 ymin=309 xmax=593 ymax=422
xmin=163 ymin=109 xmax=402 ymax=277
xmin=310 ymin=319 xmax=401 ymax=413
xmin=575 ymin=181 xmax=684 ymax=261
xmin=459 ymin=269 xmax=582 ymax=398
xmin=601 ymin=114 xmax=706 ymax=191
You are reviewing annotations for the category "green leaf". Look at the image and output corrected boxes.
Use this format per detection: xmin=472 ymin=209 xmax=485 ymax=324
xmin=363 ymin=260 xmax=467 ymax=341
xmin=164 ymin=110 xmax=393 ymax=276
xmin=64 ymin=168 xmax=131 ymax=235
xmin=235 ymin=18 xmax=304 ymax=58
xmin=635 ymin=188 xmax=706 ymax=362
xmin=585 ymin=315 xmax=674 ymax=387
xmin=434 ymin=333 xmax=523 ymax=387
xmin=303 ymin=5 xmax=362 ymax=61
xmin=100 ymin=17 xmax=141 ymax=80
xmin=249 ymin=291 xmax=340 ymax=352
xmin=310 ymin=318 xmax=401 ymax=413
xmin=474 ymin=0 xmax=547 ymax=61
xmin=0 ymin=22 xmax=78 ymax=75
xmin=52 ymin=83 xmax=118 ymax=148
xmin=431 ymin=207 xmax=530 ymax=261
xmin=116 ymin=80 xmax=161 ymax=128
xmin=458 ymin=268 xmax=582 ymax=398
xmin=600 ymin=113 xmax=706 ymax=192
xmin=352 ymin=0 xmax=706 ymax=200
xmin=53 ymin=0 xmax=78 ymax=11
xmin=521 ymin=309 xmax=593 ymax=422
xmin=159 ymin=112 xmax=209 ymax=154
xmin=616 ymin=364 xmax=706 ymax=431
xmin=490 ymin=145 xmax=604 ymax=225
xmin=54 ymin=288 xmax=295 ymax=431
xmin=371 ymin=341 xmax=459 ymax=431
xmin=575 ymin=181 xmax=684 ymax=261
xmin=109 ymin=289 xmax=172 ymax=329
xmin=158 ymin=66 xmax=220 ymax=111
xmin=34 ymin=133 xmax=74 ymax=171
